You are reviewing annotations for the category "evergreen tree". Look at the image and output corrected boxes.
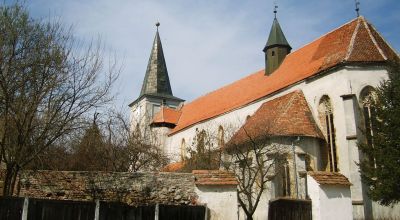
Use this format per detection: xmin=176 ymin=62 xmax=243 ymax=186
xmin=71 ymin=119 xmax=111 ymax=171
xmin=359 ymin=63 xmax=400 ymax=206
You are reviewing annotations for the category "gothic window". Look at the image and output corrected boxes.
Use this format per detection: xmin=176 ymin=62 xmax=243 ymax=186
xmin=281 ymin=160 xmax=291 ymax=197
xmin=218 ymin=126 xmax=224 ymax=148
xmin=360 ymin=86 xmax=377 ymax=147
xmin=318 ymin=95 xmax=338 ymax=172
xmin=197 ymin=129 xmax=206 ymax=154
xmin=272 ymin=50 xmax=275 ymax=56
xmin=275 ymin=159 xmax=291 ymax=197
xmin=180 ymin=138 xmax=186 ymax=161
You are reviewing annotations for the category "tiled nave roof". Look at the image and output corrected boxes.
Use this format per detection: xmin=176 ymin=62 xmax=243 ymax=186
xmin=170 ymin=16 xmax=399 ymax=135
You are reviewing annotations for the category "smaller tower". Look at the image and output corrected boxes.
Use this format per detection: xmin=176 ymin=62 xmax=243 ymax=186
xmin=263 ymin=6 xmax=291 ymax=76
xmin=129 ymin=23 xmax=184 ymax=138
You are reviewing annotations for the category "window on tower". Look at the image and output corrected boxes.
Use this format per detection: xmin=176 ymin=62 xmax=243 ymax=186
xmin=152 ymin=104 xmax=161 ymax=117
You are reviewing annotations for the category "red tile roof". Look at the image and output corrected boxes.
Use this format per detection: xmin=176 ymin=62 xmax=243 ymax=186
xmin=170 ymin=17 xmax=398 ymax=135
xmin=152 ymin=107 xmax=182 ymax=125
xmin=192 ymin=170 xmax=238 ymax=186
xmin=161 ymin=161 xmax=185 ymax=172
xmin=227 ymin=90 xmax=324 ymax=146
xmin=308 ymin=171 xmax=352 ymax=186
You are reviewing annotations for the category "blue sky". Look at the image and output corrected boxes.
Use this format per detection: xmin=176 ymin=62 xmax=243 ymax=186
xmin=6 ymin=0 xmax=400 ymax=109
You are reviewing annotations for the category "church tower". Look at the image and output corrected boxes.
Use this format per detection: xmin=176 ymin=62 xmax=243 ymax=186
xmin=263 ymin=10 xmax=291 ymax=76
xmin=129 ymin=23 xmax=184 ymax=135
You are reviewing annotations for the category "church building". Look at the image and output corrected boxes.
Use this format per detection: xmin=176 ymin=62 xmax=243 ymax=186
xmin=129 ymin=12 xmax=399 ymax=220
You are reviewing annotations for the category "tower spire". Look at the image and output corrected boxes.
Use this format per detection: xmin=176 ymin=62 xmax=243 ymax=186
xmin=140 ymin=22 xmax=173 ymax=97
xmin=263 ymin=7 xmax=291 ymax=76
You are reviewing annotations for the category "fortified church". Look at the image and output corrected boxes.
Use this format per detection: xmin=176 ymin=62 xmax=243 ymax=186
xmin=129 ymin=9 xmax=400 ymax=220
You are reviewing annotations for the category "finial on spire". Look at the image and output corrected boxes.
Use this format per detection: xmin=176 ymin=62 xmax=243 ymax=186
xmin=355 ymin=0 xmax=360 ymax=17
xmin=156 ymin=21 xmax=160 ymax=31
xmin=273 ymin=1 xmax=278 ymax=19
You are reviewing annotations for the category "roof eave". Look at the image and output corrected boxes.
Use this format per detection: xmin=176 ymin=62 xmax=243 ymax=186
xmin=128 ymin=93 xmax=185 ymax=107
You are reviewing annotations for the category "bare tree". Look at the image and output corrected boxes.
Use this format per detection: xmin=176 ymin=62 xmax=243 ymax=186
xmin=0 ymin=4 xmax=119 ymax=195
xmin=180 ymin=127 xmax=222 ymax=172
xmin=182 ymin=121 xmax=287 ymax=220
xmin=104 ymin=110 xmax=170 ymax=172
xmin=224 ymin=128 xmax=287 ymax=220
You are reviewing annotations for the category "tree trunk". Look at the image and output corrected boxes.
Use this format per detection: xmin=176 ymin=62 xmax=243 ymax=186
xmin=246 ymin=215 xmax=253 ymax=220
xmin=3 ymin=163 xmax=19 ymax=196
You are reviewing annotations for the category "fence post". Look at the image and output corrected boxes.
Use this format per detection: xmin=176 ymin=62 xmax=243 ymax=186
xmin=94 ymin=199 xmax=100 ymax=220
xmin=21 ymin=197 xmax=29 ymax=220
xmin=204 ymin=203 xmax=208 ymax=220
xmin=154 ymin=203 xmax=159 ymax=220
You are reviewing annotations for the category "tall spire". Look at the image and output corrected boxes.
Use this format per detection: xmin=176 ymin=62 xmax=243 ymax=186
xmin=263 ymin=8 xmax=291 ymax=76
xmin=140 ymin=23 xmax=173 ymax=97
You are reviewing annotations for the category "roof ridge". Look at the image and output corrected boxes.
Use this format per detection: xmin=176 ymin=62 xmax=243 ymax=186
xmin=345 ymin=17 xmax=361 ymax=61
xmin=289 ymin=17 xmax=360 ymax=55
xmin=363 ymin=19 xmax=395 ymax=60
xmin=362 ymin=17 xmax=387 ymax=60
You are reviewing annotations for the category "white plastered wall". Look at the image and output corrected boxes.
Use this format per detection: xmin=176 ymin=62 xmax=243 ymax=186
xmin=161 ymin=65 xmax=396 ymax=219
xmin=195 ymin=185 xmax=238 ymax=220
xmin=307 ymin=175 xmax=353 ymax=220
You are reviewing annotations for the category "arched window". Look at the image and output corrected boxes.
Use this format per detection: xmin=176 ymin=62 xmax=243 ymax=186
xmin=180 ymin=138 xmax=186 ymax=161
xmin=197 ymin=130 xmax=206 ymax=154
xmin=274 ymin=159 xmax=291 ymax=197
xmin=318 ymin=95 xmax=338 ymax=172
xmin=360 ymin=86 xmax=377 ymax=147
xmin=218 ymin=126 xmax=224 ymax=148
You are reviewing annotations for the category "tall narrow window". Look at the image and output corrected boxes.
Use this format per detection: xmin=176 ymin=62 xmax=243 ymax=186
xmin=180 ymin=138 xmax=186 ymax=161
xmin=282 ymin=161 xmax=291 ymax=197
xmin=197 ymin=130 xmax=206 ymax=154
xmin=360 ymin=87 xmax=377 ymax=147
xmin=218 ymin=126 xmax=224 ymax=148
xmin=275 ymin=159 xmax=291 ymax=197
xmin=318 ymin=96 xmax=338 ymax=172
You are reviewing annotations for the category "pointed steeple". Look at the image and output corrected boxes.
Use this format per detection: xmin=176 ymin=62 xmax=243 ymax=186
xmin=129 ymin=23 xmax=183 ymax=107
xmin=263 ymin=13 xmax=291 ymax=75
xmin=264 ymin=18 xmax=291 ymax=52
xmin=140 ymin=23 xmax=173 ymax=97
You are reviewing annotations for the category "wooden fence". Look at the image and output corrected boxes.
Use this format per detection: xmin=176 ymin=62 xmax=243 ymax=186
xmin=0 ymin=197 xmax=207 ymax=220
xmin=159 ymin=204 xmax=206 ymax=220
xmin=268 ymin=198 xmax=312 ymax=220
xmin=0 ymin=197 xmax=24 ymax=220
xmin=27 ymin=198 xmax=95 ymax=220
xmin=99 ymin=202 xmax=155 ymax=220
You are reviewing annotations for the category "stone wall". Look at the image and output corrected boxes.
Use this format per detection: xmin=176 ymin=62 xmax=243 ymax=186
xmin=15 ymin=170 xmax=198 ymax=206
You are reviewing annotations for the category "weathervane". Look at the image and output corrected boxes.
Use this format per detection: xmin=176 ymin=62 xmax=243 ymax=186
xmin=156 ymin=21 xmax=160 ymax=31
xmin=355 ymin=0 xmax=360 ymax=17
xmin=273 ymin=1 xmax=278 ymax=18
